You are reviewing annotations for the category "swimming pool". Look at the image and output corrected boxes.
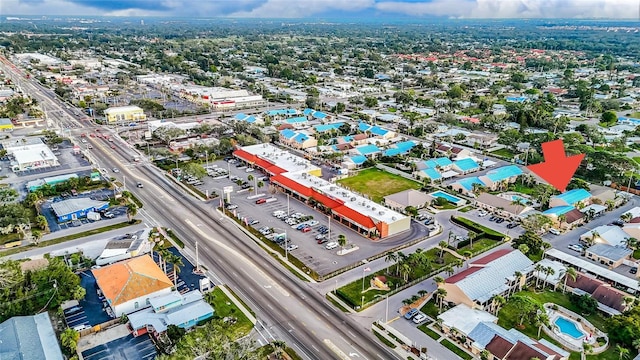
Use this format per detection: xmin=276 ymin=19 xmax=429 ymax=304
xmin=511 ymin=195 xmax=528 ymax=204
xmin=430 ymin=191 xmax=463 ymax=204
xmin=555 ymin=316 xmax=585 ymax=340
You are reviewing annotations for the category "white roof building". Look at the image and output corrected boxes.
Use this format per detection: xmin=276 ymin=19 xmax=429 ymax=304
xmin=437 ymin=303 xmax=498 ymax=336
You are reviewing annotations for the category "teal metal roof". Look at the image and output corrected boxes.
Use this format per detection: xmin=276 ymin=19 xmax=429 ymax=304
xmin=553 ymin=188 xmax=591 ymax=206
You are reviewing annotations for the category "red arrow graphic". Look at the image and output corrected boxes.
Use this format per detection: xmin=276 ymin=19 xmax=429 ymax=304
xmin=526 ymin=139 xmax=585 ymax=192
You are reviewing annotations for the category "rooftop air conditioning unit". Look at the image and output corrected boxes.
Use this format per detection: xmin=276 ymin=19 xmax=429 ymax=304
xmin=392 ymin=216 xmax=397 ymax=221
xmin=379 ymin=211 xmax=385 ymax=215
xmin=366 ymin=205 xmax=371 ymax=208
xmin=351 ymin=197 xmax=356 ymax=201
xmin=330 ymin=186 xmax=336 ymax=191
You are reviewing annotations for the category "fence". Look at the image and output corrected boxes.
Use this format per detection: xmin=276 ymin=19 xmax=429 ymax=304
xmin=78 ymin=318 xmax=122 ymax=338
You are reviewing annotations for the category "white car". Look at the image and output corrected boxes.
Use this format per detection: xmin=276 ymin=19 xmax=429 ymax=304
xmin=549 ymin=228 xmax=561 ymax=235
xmin=226 ymin=204 xmax=238 ymax=210
xmin=286 ymin=244 xmax=298 ymax=251
xmin=307 ymin=220 xmax=319 ymax=226
xmin=412 ymin=313 xmax=428 ymax=324
xmin=325 ymin=242 xmax=339 ymax=250
xmin=245 ymin=168 xmax=255 ymax=173
xmin=112 ymin=168 xmax=119 ymax=173
xmin=81 ymin=139 xmax=87 ymax=143
xmin=478 ymin=210 xmax=489 ymax=217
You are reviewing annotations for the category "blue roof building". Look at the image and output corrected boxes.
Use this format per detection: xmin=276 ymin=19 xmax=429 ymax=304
xmin=293 ymin=133 xmax=310 ymax=144
xmin=266 ymin=108 xmax=297 ymax=117
xmin=481 ymin=165 xmax=523 ymax=183
xmin=51 ymin=198 xmax=109 ymax=222
xmin=453 ymin=158 xmax=480 ymax=173
xmin=357 ymin=144 xmax=381 ymax=156
xmin=542 ymin=206 xmax=575 ymax=216
xmin=424 ymin=157 xmax=453 ymax=169
xmin=285 ymin=116 xmax=308 ymax=124
xmin=550 ymin=188 xmax=591 ymax=207
xmin=234 ymin=113 xmax=258 ymax=123
xmin=506 ymin=96 xmax=528 ymax=103
xmin=358 ymin=122 xmax=372 ymax=132
xmin=421 ymin=168 xmax=442 ymax=181
xmin=394 ymin=141 xmax=415 ymax=152
xmin=280 ymin=128 xmax=296 ymax=140
xmin=370 ymin=126 xmax=389 ymax=137
xmin=384 ymin=148 xmax=404 ymax=157
xmin=349 ymin=155 xmax=367 ymax=165
xmin=454 ymin=177 xmax=485 ymax=191
xmin=0 ymin=312 xmax=64 ymax=360
xmin=315 ymin=122 xmax=344 ymax=133
xmin=303 ymin=108 xmax=328 ymax=120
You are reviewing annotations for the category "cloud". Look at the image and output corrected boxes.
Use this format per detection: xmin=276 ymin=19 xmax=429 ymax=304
xmin=66 ymin=0 xmax=171 ymax=11
xmin=227 ymin=0 xmax=376 ymax=18
xmin=374 ymin=0 xmax=636 ymax=18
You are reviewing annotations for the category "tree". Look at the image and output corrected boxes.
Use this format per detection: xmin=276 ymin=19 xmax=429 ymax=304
xmin=569 ymin=293 xmax=598 ymax=315
xmin=35 ymin=215 xmax=48 ymax=230
xmin=337 ymin=234 xmax=347 ymax=251
xmin=436 ymin=288 xmax=447 ymax=312
xmin=126 ymin=203 xmax=138 ymax=222
xmin=518 ymin=244 xmax=530 ymax=255
xmin=434 ymin=276 xmax=444 ymax=286
xmin=0 ymin=187 xmax=18 ymax=202
xmin=60 ymin=328 xmax=79 ymax=352
xmin=606 ymin=306 xmax=640 ymax=347
xmin=364 ymin=97 xmax=378 ymax=108
xmin=166 ymin=253 xmax=184 ymax=286
xmin=512 ymin=231 xmax=544 ymax=257
xmin=490 ymin=295 xmax=506 ymax=315
xmin=560 ymin=267 xmax=577 ymax=293
xmin=384 ymin=251 xmax=397 ymax=274
xmin=167 ymin=324 xmax=186 ymax=344
xmin=31 ymin=229 xmax=42 ymax=245
xmin=438 ymin=240 xmax=448 ymax=258
xmin=617 ymin=345 xmax=630 ymax=360
xmin=272 ymin=340 xmax=286 ymax=359
xmin=72 ymin=285 xmax=86 ymax=301
xmin=601 ymin=110 xmax=618 ymax=126
xmin=182 ymin=163 xmax=207 ymax=180
xmin=510 ymin=294 xmax=542 ymax=327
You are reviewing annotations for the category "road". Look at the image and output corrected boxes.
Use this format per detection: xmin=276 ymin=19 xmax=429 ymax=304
xmin=0 ymin=61 xmax=407 ymax=359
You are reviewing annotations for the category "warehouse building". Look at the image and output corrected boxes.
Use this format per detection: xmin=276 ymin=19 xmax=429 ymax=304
xmin=104 ymin=105 xmax=147 ymax=124
xmin=51 ymin=198 xmax=109 ymax=222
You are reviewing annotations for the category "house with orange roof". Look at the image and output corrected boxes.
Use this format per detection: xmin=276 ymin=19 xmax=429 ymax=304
xmin=92 ymin=255 xmax=174 ymax=316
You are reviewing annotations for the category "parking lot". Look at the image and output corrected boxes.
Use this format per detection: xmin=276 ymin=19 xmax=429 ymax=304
xmin=459 ymin=208 xmax=525 ymax=239
xmin=81 ymin=334 xmax=156 ymax=360
xmin=76 ymin=271 xmax=115 ymax=327
xmin=151 ymin=246 xmax=209 ymax=294
xmin=197 ymin=159 xmax=432 ymax=276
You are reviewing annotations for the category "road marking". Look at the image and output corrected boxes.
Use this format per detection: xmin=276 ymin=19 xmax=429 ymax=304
xmin=322 ymin=310 xmax=330 ymax=317
xmin=311 ymin=345 xmax=319 ymax=352
xmin=388 ymin=316 xmax=400 ymax=323
xmin=349 ymin=353 xmax=360 ymax=358
xmin=287 ymin=322 xmax=295 ymax=330
xmin=257 ymin=339 xmax=263 ymax=346
xmin=348 ymin=330 xmax=356 ymax=338
xmin=267 ymin=304 xmax=274 ymax=310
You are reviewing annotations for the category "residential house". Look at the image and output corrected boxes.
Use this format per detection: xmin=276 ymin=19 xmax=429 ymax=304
xmin=477 ymin=165 xmax=523 ymax=191
xmin=584 ymin=243 xmax=632 ymax=269
xmin=580 ymin=225 xmax=630 ymax=248
xmin=566 ymin=272 xmax=630 ymax=315
xmin=355 ymin=144 xmax=381 ymax=159
xmin=383 ymin=189 xmax=431 ymax=212
xmin=452 ymin=158 xmax=480 ymax=175
xmin=234 ymin=113 xmax=262 ymax=125
xmin=0 ymin=312 xmax=64 ymax=360
xmin=303 ymin=108 xmax=329 ymax=121
xmin=128 ymin=290 xmax=214 ymax=337
xmin=92 ymin=255 xmax=174 ymax=316
xmin=357 ymin=122 xmax=396 ymax=140
xmin=437 ymin=303 xmax=498 ymax=338
xmin=314 ymin=122 xmax=344 ymax=135
xmin=439 ymin=249 xmax=533 ymax=309
xmin=466 ymin=321 xmax=569 ymax=360
xmin=279 ymin=129 xmax=317 ymax=150
xmin=265 ymin=108 xmax=298 ymax=120
xmin=284 ymin=116 xmax=309 ymax=128
xmin=549 ymin=188 xmax=592 ymax=209
xmin=475 ymin=193 xmax=533 ymax=219
xmin=383 ymin=141 xmax=416 ymax=157
xmin=542 ymin=207 xmax=585 ymax=230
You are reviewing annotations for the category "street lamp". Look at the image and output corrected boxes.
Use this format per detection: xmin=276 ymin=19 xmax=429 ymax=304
xmin=272 ymin=227 xmax=289 ymax=261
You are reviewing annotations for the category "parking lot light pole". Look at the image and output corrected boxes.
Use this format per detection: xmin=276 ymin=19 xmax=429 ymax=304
xmin=287 ymin=194 xmax=290 ymax=217
xmin=285 ymin=230 xmax=288 ymax=261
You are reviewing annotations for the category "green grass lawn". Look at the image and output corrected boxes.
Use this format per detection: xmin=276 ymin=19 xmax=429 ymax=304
xmin=0 ymin=232 xmax=22 ymax=246
xmin=440 ymin=339 xmax=472 ymax=360
xmin=419 ymin=299 xmax=440 ymax=319
xmin=634 ymin=249 xmax=640 ymax=260
xmin=508 ymin=182 xmax=537 ymax=195
xmin=459 ymin=206 xmax=474 ymax=213
xmin=629 ymin=112 xmax=640 ymax=118
xmin=337 ymin=168 xmax=421 ymax=203
xmin=490 ymin=148 xmax=517 ymax=158
xmin=456 ymin=238 xmax=499 ymax=255
xmin=417 ymin=324 xmax=441 ymax=340
xmin=633 ymin=157 xmax=640 ymax=165
xmin=451 ymin=216 xmax=506 ymax=238
xmin=205 ymin=286 xmax=254 ymax=338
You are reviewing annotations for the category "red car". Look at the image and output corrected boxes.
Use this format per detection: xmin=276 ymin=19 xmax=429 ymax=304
xmin=111 ymin=145 xmax=116 ymax=149
xmin=89 ymin=133 xmax=96 ymax=138
xmin=255 ymin=198 xmax=266 ymax=204
xmin=301 ymin=226 xmax=311 ymax=233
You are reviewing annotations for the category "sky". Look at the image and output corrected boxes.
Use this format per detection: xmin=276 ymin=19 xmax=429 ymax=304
xmin=2 ymin=0 xmax=638 ymax=19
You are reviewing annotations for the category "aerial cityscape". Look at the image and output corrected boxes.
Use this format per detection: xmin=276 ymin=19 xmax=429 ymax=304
xmin=2 ymin=2 xmax=640 ymax=360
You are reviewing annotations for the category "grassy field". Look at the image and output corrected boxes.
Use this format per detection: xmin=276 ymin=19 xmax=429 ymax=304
xmin=337 ymin=168 xmax=421 ymax=203
xmin=629 ymin=112 xmax=640 ymax=118
xmin=490 ymin=148 xmax=517 ymax=158
xmin=633 ymin=157 xmax=640 ymax=165
xmin=456 ymin=238 xmax=499 ymax=255
xmin=417 ymin=324 xmax=441 ymax=340
xmin=419 ymin=299 xmax=440 ymax=319
xmin=205 ymin=286 xmax=254 ymax=338
xmin=440 ymin=339 xmax=472 ymax=360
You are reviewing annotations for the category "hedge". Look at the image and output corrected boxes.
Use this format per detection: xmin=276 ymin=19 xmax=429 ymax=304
xmin=450 ymin=216 xmax=505 ymax=241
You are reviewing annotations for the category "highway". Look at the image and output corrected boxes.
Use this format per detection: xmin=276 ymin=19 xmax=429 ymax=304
xmin=0 ymin=58 xmax=402 ymax=360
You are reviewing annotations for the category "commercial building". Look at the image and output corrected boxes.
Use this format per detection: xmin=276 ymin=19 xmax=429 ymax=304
xmin=383 ymin=189 xmax=432 ymax=212
xmin=0 ymin=312 xmax=64 ymax=360
xmin=128 ymin=290 xmax=214 ymax=337
xmin=50 ymin=198 xmax=109 ymax=222
xmin=0 ymin=118 xmax=14 ymax=131
xmin=3 ymin=137 xmax=59 ymax=172
xmin=104 ymin=105 xmax=147 ymax=124
xmin=279 ymin=129 xmax=318 ymax=149
xmin=26 ymin=173 xmax=79 ymax=192
xmin=96 ymin=228 xmax=153 ymax=266
xmin=92 ymin=255 xmax=174 ymax=317
xmin=233 ymin=143 xmax=410 ymax=238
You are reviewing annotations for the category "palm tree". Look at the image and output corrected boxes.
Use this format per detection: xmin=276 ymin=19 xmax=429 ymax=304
xmin=438 ymin=241 xmax=448 ymax=258
xmin=543 ymin=266 xmax=555 ymax=290
xmin=513 ymin=271 xmax=524 ymax=293
xmin=31 ymin=230 xmax=42 ymax=245
xmin=165 ymin=253 xmax=184 ymax=286
xmin=384 ymin=252 xmax=397 ymax=274
xmin=536 ymin=312 xmax=550 ymax=338
xmin=126 ymin=203 xmax=138 ymax=222
xmin=511 ymin=198 xmax=525 ymax=215
xmin=434 ymin=276 xmax=445 ymax=286
xmin=418 ymin=289 xmax=428 ymax=297
xmin=621 ymin=212 xmax=633 ymax=223
xmin=401 ymin=263 xmax=411 ymax=282
xmin=60 ymin=328 xmax=79 ymax=352
xmin=616 ymin=345 xmax=630 ymax=360
xmin=534 ymin=264 xmax=544 ymax=288
xmin=436 ymin=288 xmax=447 ymax=312
xmin=632 ymin=339 xmax=640 ymax=354
xmin=560 ymin=267 xmax=577 ymax=293
xmin=490 ymin=295 xmax=506 ymax=315
xmin=395 ymin=251 xmax=406 ymax=275
xmin=272 ymin=340 xmax=286 ymax=359
xmin=337 ymin=234 xmax=347 ymax=252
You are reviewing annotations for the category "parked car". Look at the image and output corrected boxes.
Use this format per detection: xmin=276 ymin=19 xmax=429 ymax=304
xmin=226 ymin=204 xmax=238 ymax=210
xmin=301 ymin=227 xmax=312 ymax=233
xmin=315 ymin=234 xmax=326 ymax=240
xmin=613 ymin=219 xmax=625 ymax=227
xmin=249 ymin=219 xmax=260 ymax=226
xmin=489 ymin=216 xmax=497 ymax=221
xmin=506 ymin=223 xmax=518 ymax=229
xmin=568 ymin=244 xmax=583 ymax=252
xmin=136 ymin=182 xmax=144 ymax=188
xmin=317 ymin=237 xmax=328 ymax=244
xmin=296 ymin=223 xmax=309 ymax=230
xmin=245 ymin=168 xmax=255 ymax=173
xmin=404 ymin=308 xmax=418 ymax=320
xmin=112 ymin=168 xmax=120 ymax=173
xmin=424 ymin=219 xmax=433 ymax=225
xmin=255 ymin=198 xmax=267 ymax=204
xmin=496 ymin=218 xmax=505 ymax=223
xmin=325 ymin=242 xmax=339 ymax=250
xmin=631 ymin=267 xmax=638 ymax=274
xmin=413 ymin=313 xmax=428 ymax=324
xmin=103 ymin=212 xmax=115 ymax=219
xmin=478 ymin=210 xmax=489 ymax=217
xmin=549 ymin=228 xmax=561 ymax=235
xmin=286 ymin=244 xmax=298 ymax=251
xmin=307 ymin=220 xmax=319 ymax=226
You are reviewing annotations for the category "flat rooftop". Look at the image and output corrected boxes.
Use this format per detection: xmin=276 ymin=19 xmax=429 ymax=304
xmin=241 ymin=143 xmax=320 ymax=174
xmin=282 ymin=171 xmax=407 ymax=224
